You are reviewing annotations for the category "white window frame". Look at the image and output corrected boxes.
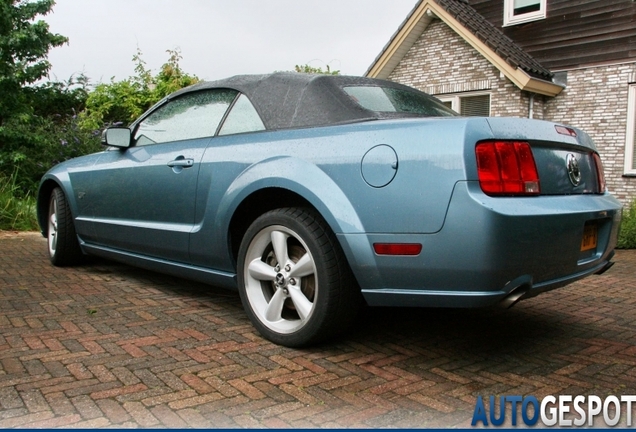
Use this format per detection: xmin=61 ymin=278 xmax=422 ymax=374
xmin=625 ymin=84 xmax=636 ymax=175
xmin=438 ymin=92 xmax=491 ymax=117
xmin=504 ymin=0 xmax=547 ymax=26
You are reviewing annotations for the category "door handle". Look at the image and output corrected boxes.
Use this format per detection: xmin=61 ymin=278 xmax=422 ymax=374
xmin=167 ymin=157 xmax=194 ymax=168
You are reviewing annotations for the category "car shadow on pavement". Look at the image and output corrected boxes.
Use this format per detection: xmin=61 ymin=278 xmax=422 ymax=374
xmin=78 ymin=254 xmax=615 ymax=364
xmin=348 ymin=304 xmax=565 ymax=356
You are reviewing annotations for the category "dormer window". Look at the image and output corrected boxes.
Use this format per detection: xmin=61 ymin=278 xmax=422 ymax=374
xmin=504 ymin=0 xmax=546 ymax=26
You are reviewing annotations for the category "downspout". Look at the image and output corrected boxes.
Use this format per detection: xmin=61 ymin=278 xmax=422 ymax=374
xmin=528 ymin=93 xmax=535 ymax=119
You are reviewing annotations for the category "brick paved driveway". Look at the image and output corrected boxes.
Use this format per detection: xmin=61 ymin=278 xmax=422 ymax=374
xmin=1 ymin=231 xmax=636 ymax=428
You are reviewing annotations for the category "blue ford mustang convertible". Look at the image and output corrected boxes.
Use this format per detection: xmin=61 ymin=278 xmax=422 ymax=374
xmin=38 ymin=73 xmax=622 ymax=347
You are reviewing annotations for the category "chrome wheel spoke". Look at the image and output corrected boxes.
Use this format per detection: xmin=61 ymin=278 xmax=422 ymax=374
xmin=288 ymin=285 xmax=313 ymax=321
xmin=243 ymin=222 xmax=319 ymax=335
xmin=50 ymin=213 xmax=57 ymax=231
xmin=264 ymin=288 xmax=287 ymax=322
xmin=46 ymin=188 xmax=83 ymax=266
xmin=248 ymin=258 xmax=276 ymax=281
xmin=48 ymin=199 xmax=58 ymax=254
xmin=271 ymin=230 xmax=289 ymax=266
xmin=288 ymin=253 xmax=314 ymax=278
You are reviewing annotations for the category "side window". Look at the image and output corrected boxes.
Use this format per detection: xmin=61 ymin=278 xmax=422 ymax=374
xmin=218 ymin=94 xmax=266 ymax=136
xmin=343 ymin=86 xmax=456 ymax=117
xmin=438 ymin=93 xmax=491 ymax=117
xmin=503 ymin=0 xmax=546 ymax=26
xmin=134 ymin=89 xmax=238 ymax=145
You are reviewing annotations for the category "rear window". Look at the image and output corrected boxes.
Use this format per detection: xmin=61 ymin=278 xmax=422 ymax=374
xmin=343 ymin=86 xmax=456 ymax=117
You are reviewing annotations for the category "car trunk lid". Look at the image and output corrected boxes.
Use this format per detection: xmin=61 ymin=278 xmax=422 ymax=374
xmin=484 ymin=117 xmax=603 ymax=195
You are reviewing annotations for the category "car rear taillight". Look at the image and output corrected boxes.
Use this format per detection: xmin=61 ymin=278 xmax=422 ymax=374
xmin=476 ymin=141 xmax=540 ymax=196
xmin=592 ymin=152 xmax=606 ymax=193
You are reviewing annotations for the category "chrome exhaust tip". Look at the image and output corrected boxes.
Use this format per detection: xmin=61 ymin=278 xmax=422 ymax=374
xmin=499 ymin=285 xmax=530 ymax=309
xmin=594 ymin=261 xmax=614 ymax=275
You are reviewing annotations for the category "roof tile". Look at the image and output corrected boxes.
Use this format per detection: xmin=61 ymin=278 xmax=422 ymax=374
xmin=434 ymin=0 xmax=553 ymax=80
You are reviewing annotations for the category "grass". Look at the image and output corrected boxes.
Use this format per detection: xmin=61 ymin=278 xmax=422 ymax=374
xmin=0 ymin=171 xmax=39 ymax=231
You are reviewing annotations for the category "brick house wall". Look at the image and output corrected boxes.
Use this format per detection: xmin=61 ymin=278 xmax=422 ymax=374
xmin=388 ymin=21 xmax=530 ymax=118
xmin=387 ymin=18 xmax=636 ymax=204
xmin=543 ymin=65 xmax=636 ymax=203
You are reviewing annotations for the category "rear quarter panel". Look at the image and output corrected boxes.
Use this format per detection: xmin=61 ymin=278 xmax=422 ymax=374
xmin=189 ymin=117 xmax=493 ymax=271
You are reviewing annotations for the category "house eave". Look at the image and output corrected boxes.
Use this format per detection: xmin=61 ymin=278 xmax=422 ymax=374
xmin=366 ymin=0 xmax=564 ymax=97
xmin=514 ymin=70 xmax=564 ymax=97
xmin=365 ymin=3 xmax=435 ymax=80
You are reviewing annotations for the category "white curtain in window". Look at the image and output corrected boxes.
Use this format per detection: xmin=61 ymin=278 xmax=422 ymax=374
xmin=514 ymin=0 xmax=540 ymax=8
xmin=513 ymin=0 xmax=541 ymax=14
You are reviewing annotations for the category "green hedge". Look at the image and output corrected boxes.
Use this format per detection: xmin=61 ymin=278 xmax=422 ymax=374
xmin=618 ymin=200 xmax=636 ymax=249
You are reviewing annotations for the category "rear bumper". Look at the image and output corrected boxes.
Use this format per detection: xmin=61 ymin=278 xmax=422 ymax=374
xmin=360 ymin=254 xmax=613 ymax=308
xmin=339 ymin=181 xmax=622 ymax=308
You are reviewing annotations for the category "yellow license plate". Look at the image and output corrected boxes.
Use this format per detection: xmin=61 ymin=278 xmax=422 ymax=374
xmin=581 ymin=223 xmax=598 ymax=251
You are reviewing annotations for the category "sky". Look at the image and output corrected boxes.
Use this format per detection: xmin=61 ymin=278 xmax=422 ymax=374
xmin=43 ymin=0 xmax=419 ymax=85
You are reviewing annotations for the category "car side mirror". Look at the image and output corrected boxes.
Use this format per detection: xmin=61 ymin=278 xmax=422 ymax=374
xmin=102 ymin=127 xmax=132 ymax=148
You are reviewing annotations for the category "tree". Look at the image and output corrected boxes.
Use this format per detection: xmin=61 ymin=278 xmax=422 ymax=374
xmin=0 ymin=74 xmax=99 ymax=194
xmin=79 ymin=49 xmax=199 ymax=130
xmin=1 ymin=46 xmax=200 ymax=194
xmin=294 ymin=64 xmax=340 ymax=75
xmin=0 ymin=0 xmax=76 ymax=194
xmin=0 ymin=0 xmax=67 ymax=123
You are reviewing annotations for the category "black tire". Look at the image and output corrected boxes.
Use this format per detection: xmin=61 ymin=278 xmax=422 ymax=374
xmin=47 ymin=187 xmax=84 ymax=266
xmin=237 ymin=207 xmax=361 ymax=347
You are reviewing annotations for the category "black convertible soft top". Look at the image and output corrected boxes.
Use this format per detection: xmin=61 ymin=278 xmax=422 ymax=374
xmin=165 ymin=72 xmax=452 ymax=131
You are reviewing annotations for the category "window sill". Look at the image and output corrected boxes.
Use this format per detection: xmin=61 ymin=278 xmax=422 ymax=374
xmin=503 ymin=15 xmax=546 ymax=27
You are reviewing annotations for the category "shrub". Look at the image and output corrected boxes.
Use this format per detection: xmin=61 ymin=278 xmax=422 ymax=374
xmin=0 ymin=75 xmax=99 ymax=195
xmin=1 ymin=50 xmax=198 ymax=197
xmin=617 ymin=200 xmax=636 ymax=249
xmin=0 ymin=113 xmax=101 ymax=195
xmin=79 ymin=49 xmax=198 ymax=131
